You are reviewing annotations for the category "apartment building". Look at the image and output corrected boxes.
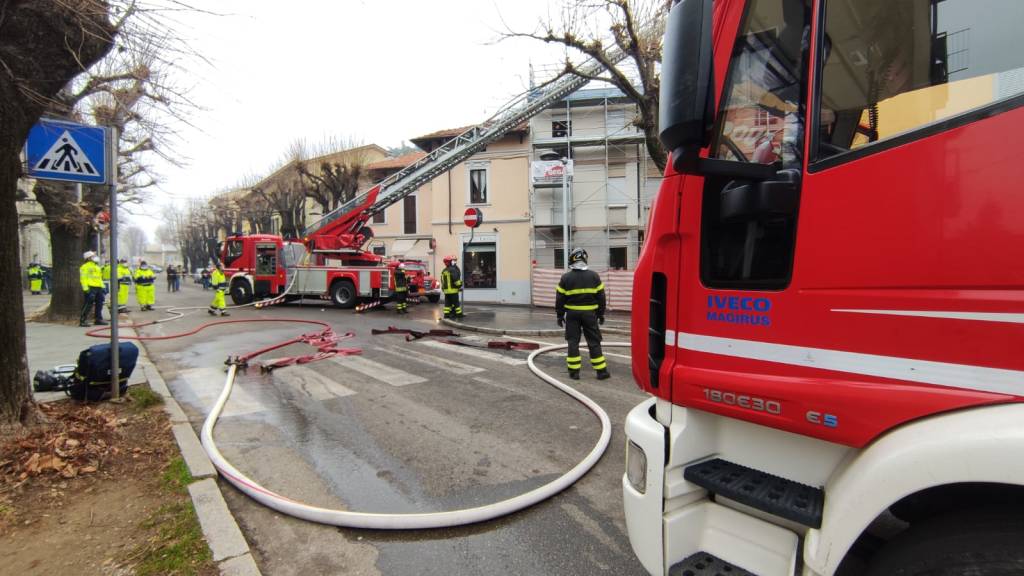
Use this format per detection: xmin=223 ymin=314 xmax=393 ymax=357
xmin=530 ymin=87 xmax=662 ymax=272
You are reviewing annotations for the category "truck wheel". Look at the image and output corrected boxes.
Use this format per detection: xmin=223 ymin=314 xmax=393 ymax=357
xmin=330 ymin=280 xmax=357 ymax=309
xmin=427 ymin=294 xmax=440 ymax=303
xmin=230 ymin=280 xmax=253 ymax=305
xmin=865 ymin=509 xmax=1024 ymax=575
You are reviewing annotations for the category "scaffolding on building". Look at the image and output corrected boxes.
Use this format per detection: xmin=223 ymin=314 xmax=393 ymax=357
xmin=528 ymin=84 xmax=661 ymax=276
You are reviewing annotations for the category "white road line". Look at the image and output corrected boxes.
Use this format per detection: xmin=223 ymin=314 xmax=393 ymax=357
xmin=472 ymin=376 xmax=526 ymax=395
xmin=177 ymin=367 xmax=264 ymax=417
xmin=375 ymin=345 xmax=485 ymax=375
xmin=329 ymin=355 xmax=428 ymax=386
xmin=273 ymin=365 xmax=355 ymax=400
xmin=418 ymin=339 xmax=527 ymax=366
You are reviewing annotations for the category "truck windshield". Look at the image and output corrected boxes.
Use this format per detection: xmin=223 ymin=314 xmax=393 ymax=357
xmin=816 ymin=0 xmax=1024 ymax=159
xmin=712 ymin=0 xmax=810 ymax=168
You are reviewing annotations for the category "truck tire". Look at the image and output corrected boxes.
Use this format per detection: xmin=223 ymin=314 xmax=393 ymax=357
xmin=427 ymin=294 xmax=440 ymax=303
xmin=230 ymin=279 xmax=253 ymax=305
xmin=864 ymin=508 xmax=1024 ymax=576
xmin=330 ymin=280 xmax=357 ymax=309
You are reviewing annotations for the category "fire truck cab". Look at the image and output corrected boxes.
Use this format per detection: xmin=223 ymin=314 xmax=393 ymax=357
xmin=625 ymin=0 xmax=1024 ymax=574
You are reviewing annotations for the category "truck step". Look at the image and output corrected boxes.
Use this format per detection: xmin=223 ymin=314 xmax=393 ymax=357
xmin=670 ymin=552 xmax=756 ymax=576
xmin=684 ymin=458 xmax=824 ymax=528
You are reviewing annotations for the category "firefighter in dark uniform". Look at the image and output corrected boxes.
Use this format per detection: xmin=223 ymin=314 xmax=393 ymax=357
xmin=440 ymin=255 xmax=463 ymax=319
xmin=394 ymin=264 xmax=409 ymax=314
xmin=556 ymin=248 xmax=609 ymax=380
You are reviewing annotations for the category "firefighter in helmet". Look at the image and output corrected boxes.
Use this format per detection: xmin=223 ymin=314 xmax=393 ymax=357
xmin=440 ymin=255 xmax=463 ymax=319
xmin=556 ymin=247 xmax=609 ymax=380
xmin=394 ymin=263 xmax=409 ymax=314
xmin=209 ymin=261 xmax=229 ymax=316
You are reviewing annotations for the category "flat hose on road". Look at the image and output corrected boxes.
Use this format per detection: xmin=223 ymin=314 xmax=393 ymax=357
xmin=200 ymin=342 xmax=632 ymax=529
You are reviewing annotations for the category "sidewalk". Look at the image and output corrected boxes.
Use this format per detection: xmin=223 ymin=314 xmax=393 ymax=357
xmin=441 ymin=303 xmax=632 ymax=337
xmin=22 ymin=291 xmax=260 ymax=576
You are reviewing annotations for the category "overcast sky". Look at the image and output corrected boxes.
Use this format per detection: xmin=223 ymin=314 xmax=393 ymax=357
xmin=128 ymin=0 xmax=573 ymax=237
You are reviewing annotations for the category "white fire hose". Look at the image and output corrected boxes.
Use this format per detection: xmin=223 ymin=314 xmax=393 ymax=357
xmin=200 ymin=342 xmax=631 ymax=529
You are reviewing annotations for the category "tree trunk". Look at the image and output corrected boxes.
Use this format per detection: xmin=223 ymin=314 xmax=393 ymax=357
xmin=42 ymin=222 xmax=88 ymax=322
xmin=0 ymin=0 xmax=115 ymax=428
xmin=0 ymin=139 xmax=34 ymax=428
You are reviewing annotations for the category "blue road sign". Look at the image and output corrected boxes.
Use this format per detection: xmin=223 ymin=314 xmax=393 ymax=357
xmin=25 ymin=119 xmax=108 ymax=184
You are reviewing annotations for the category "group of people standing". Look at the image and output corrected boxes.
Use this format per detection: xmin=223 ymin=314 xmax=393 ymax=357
xmin=75 ymin=251 xmax=227 ymax=326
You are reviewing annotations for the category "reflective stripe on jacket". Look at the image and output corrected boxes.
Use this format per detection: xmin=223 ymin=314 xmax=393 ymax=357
xmin=555 ymin=269 xmax=606 ymax=317
xmin=395 ymin=271 xmax=408 ymax=292
xmin=441 ymin=265 xmax=462 ymax=294
xmin=117 ymin=264 xmax=132 ymax=283
xmin=80 ymin=261 xmax=104 ymax=290
xmin=211 ymin=269 xmax=227 ymax=290
xmin=133 ymin=268 xmax=155 ymax=285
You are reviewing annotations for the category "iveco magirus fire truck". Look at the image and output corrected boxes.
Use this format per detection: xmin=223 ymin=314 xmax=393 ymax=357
xmin=625 ymin=0 xmax=1024 ymax=574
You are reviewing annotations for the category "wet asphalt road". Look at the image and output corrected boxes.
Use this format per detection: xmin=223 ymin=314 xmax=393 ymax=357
xmin=136 ymin=283 xmax=649 ymax=576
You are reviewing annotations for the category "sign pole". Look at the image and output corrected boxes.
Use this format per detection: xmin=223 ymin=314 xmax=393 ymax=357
xmin=107 ymin=127 xmax=120 ymax=400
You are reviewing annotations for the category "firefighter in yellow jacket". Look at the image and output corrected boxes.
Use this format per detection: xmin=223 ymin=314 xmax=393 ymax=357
xmin=209 ymin=261 xmax=229 ymax=316
xmin=79 ymin=251 xmax=107 ymax=327
xmin=555 ymin=248 xmax=609 ymax=380
xmin=27 ymin=262 xmax=43 ymax=295
xmin=133 ymin=261 xmax=156 ymax=311
xmin=113 ymin=258 xmax=131 ymax=313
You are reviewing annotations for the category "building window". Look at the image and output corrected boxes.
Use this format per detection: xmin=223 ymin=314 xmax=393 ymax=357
xmin=463 ymin=242 xmax=496 ymax=289
xmin=403 ymin=195 xmax=416 ymax=234
xmin=372 ymin=211 xmax=385 ymax=224
xmin=469 ymin=166 xmax=488 ymax=204
xmin=552 ymin=120 xmax=572 ymax=138
xmin=609 ymin=247 xmax=628 ymax=270
xmin=372 ymin=245 xmax=386 ymax=256
xmin=608 ymin=205 xmax=628 ymax=226
xmin=554 ymin=248 xmax=565 ymax=269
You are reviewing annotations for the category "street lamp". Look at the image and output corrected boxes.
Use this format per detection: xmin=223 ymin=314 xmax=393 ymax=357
xmin=540 ymin=151 xmax=571 ymax=270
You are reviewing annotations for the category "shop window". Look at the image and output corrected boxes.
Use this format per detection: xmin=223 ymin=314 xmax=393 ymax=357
xmin=463 ymin=242 xmax=497 ymax=289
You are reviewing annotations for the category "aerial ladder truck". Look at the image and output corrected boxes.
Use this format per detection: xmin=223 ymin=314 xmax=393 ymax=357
xmin=221 ymin=49 xmax=624 ymax=309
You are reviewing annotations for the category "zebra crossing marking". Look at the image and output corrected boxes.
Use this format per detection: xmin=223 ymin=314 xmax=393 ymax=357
xmin=274 ymin=365 xmax=355 ymax=400
xmin=330 ymin=354 xmax=429 ymax=386
xmin=375 ymin=345 xmax=485 ymax=375
xmin=177 ymin=367 xmax=264 ymax=417
xmin=418 ymin=340 xmax=528 ymax=366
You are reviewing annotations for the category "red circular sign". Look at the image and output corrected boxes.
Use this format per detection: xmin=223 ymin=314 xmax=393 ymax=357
xmin=463 ymin=207 xmax=483 ymax=228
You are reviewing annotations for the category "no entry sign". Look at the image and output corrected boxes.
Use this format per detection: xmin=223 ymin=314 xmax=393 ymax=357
xmin=464 ymin=207 xmax=483 ymax=228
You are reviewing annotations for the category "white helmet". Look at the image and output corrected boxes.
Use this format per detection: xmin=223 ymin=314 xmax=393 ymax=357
xmin=83 ymin=251 xmax=97 ymax=260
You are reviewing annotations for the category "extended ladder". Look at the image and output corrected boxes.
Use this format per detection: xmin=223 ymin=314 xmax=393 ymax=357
xmin=302 ymin=49 xmax=626 ymax=238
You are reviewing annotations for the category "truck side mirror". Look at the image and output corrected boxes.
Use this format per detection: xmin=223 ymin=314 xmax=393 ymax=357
xmin=659 ymin=0 xmax=715 ymax=174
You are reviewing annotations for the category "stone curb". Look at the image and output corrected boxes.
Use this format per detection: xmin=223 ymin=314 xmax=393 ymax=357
xmin=132 ymin=328 xmax=262 ymax=576
xmin=441 ymin=317 xmax=630 ymax=337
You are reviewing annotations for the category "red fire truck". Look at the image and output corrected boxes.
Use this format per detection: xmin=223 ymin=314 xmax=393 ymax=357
xmin=625 ymin=0 xmax=1024 ymax=575
xmin=220 ymin=184 xmax=437 ymax=308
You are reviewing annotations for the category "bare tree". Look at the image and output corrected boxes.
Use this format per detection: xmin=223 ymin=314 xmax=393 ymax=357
xmin=502 ymin=0 xmax=668 ymax=170
xmin=236 ymin=190 xmax=274 ymax=234
xmin=32 ymin=5 xmax=199 ymax=324
xmin=256 ymin=178 xmax=306 ymax=240
xmin=295 ymin=137 xmax=371 ymax=215
xmin=0 ymin=1 xmax=117 ymax=427
xmin=122 ymin=224 xmax=148 ymax=259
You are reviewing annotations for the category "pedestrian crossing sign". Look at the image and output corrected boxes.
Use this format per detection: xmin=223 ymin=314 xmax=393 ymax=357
xmin=25 ymin=119 xmax=110 ymax=184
